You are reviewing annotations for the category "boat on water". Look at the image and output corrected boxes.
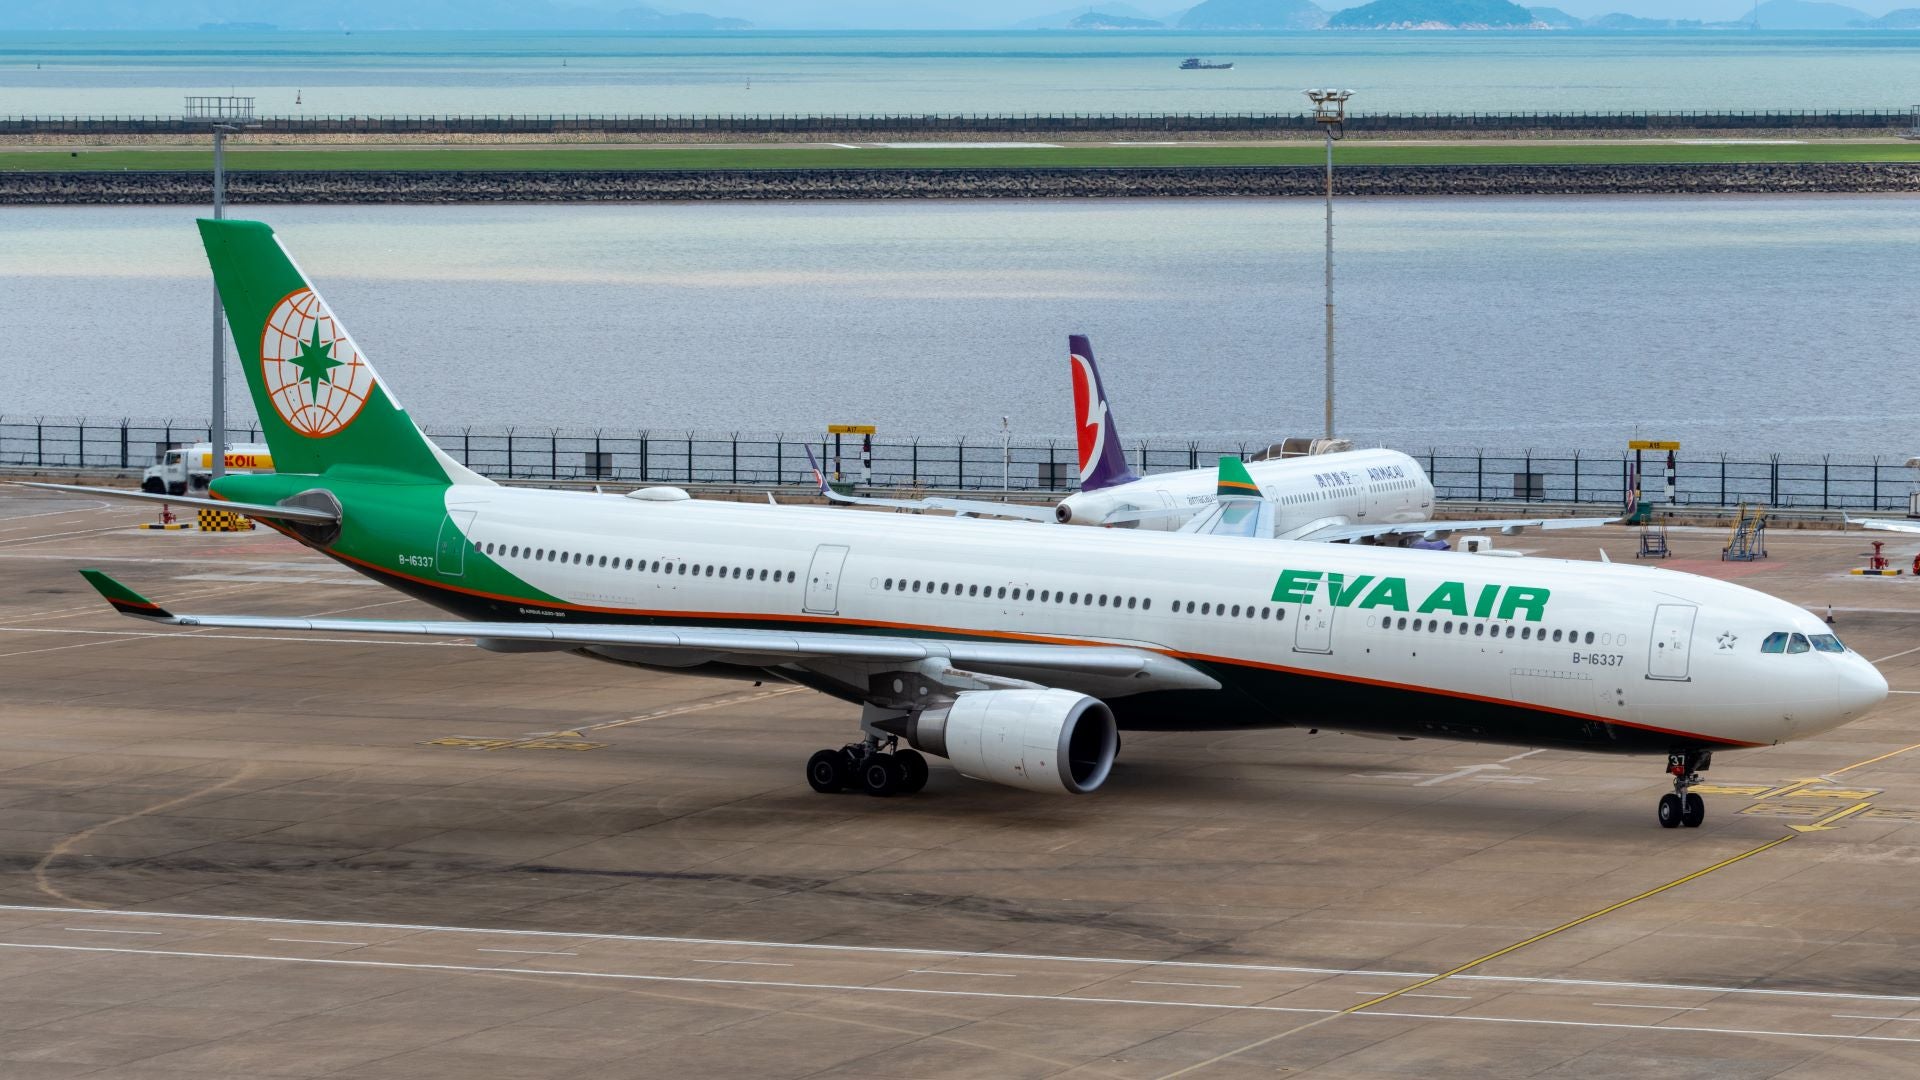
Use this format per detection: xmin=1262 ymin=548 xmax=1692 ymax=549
xmin=1179 ymin=57 xmax=1233 ymax=70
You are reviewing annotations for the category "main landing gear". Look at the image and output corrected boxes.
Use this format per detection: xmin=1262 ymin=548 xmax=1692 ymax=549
xmin=806 ymin=737 xmax=929 ymax=798
xmin=1658 ymin=749 xmax=1711 ymax=829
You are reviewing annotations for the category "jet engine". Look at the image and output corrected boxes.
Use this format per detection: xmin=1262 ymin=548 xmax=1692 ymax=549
xmin=905 ymin=688 xmax=1118 ymax=794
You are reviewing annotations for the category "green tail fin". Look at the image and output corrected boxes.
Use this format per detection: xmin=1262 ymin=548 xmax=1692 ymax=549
xmin=1217 ymin=456 xmax=1259 ymax=499
xmin=198 ymin=218 xmax=486 ymax=485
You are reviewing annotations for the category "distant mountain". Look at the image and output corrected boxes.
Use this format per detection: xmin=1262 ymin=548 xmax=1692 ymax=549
xmin=1749 ymin=0 xmax=1871 ymax=28
xmin=1176 ymin=0 xmax=1329 ymax=30
xmin=1327 ymin=0 xmax=1536 ymax=29
xmin=0 ymin=0 xmax=748 ymax=31
xmin=1070 ymin=11 xmax=1165 ymax=27
xmin=1012 ymin=2 xmax=1165 ymax=28
xmin=1871 ymin=7 xmax=1920 ymax=26
xmin=1527 ymin=6 xmax=1581 ymax=27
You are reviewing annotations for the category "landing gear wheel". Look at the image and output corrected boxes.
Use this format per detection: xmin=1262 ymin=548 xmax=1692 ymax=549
xmin=894 ymin=749 xmax=929 ymax=794
xmin=1658 ymin=793 xmax=1682 ymax=829
xmin=1681 ymin=792 xmax=1705 ymax=828
xmin=860 ymin=753 xmax=905 ymax=797
xmin=806 ymin=749 xmax=849 ymax=794
xmin=140 ymin=477 xmax=164 ymax=494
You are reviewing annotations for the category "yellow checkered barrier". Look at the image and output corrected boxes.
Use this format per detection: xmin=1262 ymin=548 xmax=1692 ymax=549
xmin=196 ymin=508 xmax=256 ymax=532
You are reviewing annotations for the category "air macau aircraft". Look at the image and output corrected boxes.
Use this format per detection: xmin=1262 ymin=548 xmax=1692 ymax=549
xmin=825 ymin=335 xmax=1615 ymax=543
xmin=31 ymin=220 xmax=1887 ymax=830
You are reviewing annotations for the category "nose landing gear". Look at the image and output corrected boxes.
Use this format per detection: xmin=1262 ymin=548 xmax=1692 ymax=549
xmin=1658 ymin=749 xmax=1711 ymax=828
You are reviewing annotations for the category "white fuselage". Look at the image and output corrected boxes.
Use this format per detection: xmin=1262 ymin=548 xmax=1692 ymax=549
xmin=1057 ymin=448 xmax=1435 ymax=532
xmin=409 ymin=485 xmax=1882 ymax=753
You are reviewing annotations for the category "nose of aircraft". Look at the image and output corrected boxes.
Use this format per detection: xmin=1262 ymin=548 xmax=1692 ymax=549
xmin=1838 ymin=653 xmax=1889 ymax=720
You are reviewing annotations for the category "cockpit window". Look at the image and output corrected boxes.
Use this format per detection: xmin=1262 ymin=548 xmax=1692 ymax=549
xmin=1810 ymin=634 xmax=1846 ymax=653
xmin=1787 ymin=633 xmax=1811 ymax=654
xmin=1760 ymin=632 xmax=1788 ymax=654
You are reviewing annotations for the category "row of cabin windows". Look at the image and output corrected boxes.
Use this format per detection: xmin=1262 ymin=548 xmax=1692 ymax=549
xmin=479 ymin=541 xmax=796 ymax=583
xmin=1170 ymin=600 xmax=1287 ymax=621
xmin=881 ymin=578 xmax=1152 ymax=611
xmin=1760 ymin=632 xmax=1846 ymax=654
xmin=1379 ymin=616 xmax=1596 ymax=644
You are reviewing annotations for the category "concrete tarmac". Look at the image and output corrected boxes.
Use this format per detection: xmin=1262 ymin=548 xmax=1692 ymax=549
xmin=4 ymin=489 xmax=1920 ymax=1078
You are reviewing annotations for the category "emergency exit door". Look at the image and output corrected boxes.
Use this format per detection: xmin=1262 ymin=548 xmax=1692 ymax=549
xmin=803 ymin=544 xmax=850 ymax=615
xmin=1647 ymin=603 xmax=1696 ymax=681
xmin=435 ymin=510 xmax=478 ymax=577
xmin=1294 ymin=598 xmax=1334 ymax=654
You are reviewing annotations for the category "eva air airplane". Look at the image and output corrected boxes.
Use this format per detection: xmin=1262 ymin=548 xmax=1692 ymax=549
xmin=31 ymin=220 xmax=1887 ymax=830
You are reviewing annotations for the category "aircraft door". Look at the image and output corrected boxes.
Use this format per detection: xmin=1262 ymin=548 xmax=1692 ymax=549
xmin=1294 ymin=597 xmax=1334 ymax=654
xmin=435 ymin=510 xmax=478 ymax=577
xmin=803 ymin=544 xmax=850 ymax=614
xmin=1647 ymin=604 xmax=1696 ymax=681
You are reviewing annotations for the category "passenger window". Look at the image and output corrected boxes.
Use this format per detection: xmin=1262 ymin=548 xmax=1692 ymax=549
xmin=884 ymin=578 xmax=893 ymax=590
xmin=1474 ymin=624 xmax=1484 ymax=636
xmin=1186 ymin=601 xmax=1196 ymax=613
xmin=1201 ymin=603 xmax=1211 ymax=615
xmin=1098 ymin=594 xmax=1108 ymax=607
xmin=1413 ymin=618 xmax=1423 ymax=631
xmin=940 ymin=583 xmax=949 ymax=595
xmin=999 ymin=587 xmax=1008 ymax=599
xmin=1505 ymin=625 xmax=1515 ymax=638
xmin=789 ymin=571 xmax=797 ymax=582
xmin=1788 ymin=633 xmax=1811 ymax=654
xmin=1040 ymin=590 xmax=1050 ymax=602
xmin=1026 ymin=589 xmax=1036 ymax=601
xmin=1811 ymin=634 xmax=1846 ymax=653
xmin=678 ymin=564 xmax=687 ymax=575
xmin=1444 ymin=621 xmax=1454 ymax=633
xmin=1584 ymin=631 xmax=1594 ymax=644
xmin=1230 ymin=605 xmax=1240 ymax=617
xmin=1071 ymin=592 xmax=1080 ymax=604
xmin=967 ymin=585 xmax=977 ymax=597
xmin=1142 ymin=598 xmax=1151 ymax=611
xmin=911 ymin=580 xmax=921 ymax=592
xmin=1127 ymin=597 xmax=1136 ymax=609
xmin=1261 ymin=607 xmax=1271 ymax=620
xmin=1761 ymin=632 xmax=1788 ymax=654
xmin=1552 ymin=629 xmax=1562 ymax=642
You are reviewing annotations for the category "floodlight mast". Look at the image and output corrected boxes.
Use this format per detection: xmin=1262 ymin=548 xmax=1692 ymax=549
xmin=1304 ymin=88 xmax=1351 ymax=442
xmin=185 ymin=96 xmax=255 ymax=481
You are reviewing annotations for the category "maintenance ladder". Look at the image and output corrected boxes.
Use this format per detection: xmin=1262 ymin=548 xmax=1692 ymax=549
xmin=1722 ymin=503 xmax=1769 ymax=562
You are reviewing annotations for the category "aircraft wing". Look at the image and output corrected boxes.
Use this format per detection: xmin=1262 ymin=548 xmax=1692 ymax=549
xmin=1176 ymin=498 xmax=1273 ymax=539
xmin=76 ymin=570 xmax=1218 ymax=693
xmin=12 ymin=481 xmax=340 ymax=525
xmin=1847 ymin=515 xmax=1920 ymax=535
xmin=801 ymin=446 xmax=1055 ymax=521
xmin=1294 ymin=515 xmax=1619 ymax=544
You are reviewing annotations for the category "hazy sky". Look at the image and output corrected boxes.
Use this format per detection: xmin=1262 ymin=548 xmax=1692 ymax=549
xmin=687 ymin=1 xmax=1906 ymax=28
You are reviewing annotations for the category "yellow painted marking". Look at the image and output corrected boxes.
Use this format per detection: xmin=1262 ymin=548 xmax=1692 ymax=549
xmin=1692 ymin=784 xmax=1774 ymax=796
xmin=1789 ymin=802 xmax=1875 ymax=833
xmin=1754 ymin=778 xmax=1829 ymax=801
xmin=1153 ymin=835 xmax=1797 ymax=1079
xmin=1831 ymin=741 xmax=1920 ymax=776
xmin=826 ymin=424 xmax=877 ymax=435
xmin=1628 ymin=440 xmax=1682 ymax=451
xmin=1785 ymin=786 xmax=1880 ymax=801
xmin=422 ymin=736 xmax=604 ymax=752
xmin=564 ymin=685 xmax=806 ymax=736
xmin=1738 ymin=802 xmax=1829 ymax=819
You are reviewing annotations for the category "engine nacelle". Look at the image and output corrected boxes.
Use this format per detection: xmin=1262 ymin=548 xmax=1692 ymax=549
xmin=907 ymin=688 xmax=1117 ymax=794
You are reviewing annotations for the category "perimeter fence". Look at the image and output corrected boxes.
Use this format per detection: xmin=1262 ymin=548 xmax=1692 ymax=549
xmin=5 ymin=417 xmax=1916 ymax=512
xmin=0 ymin=110 xmax=1911 ymax=136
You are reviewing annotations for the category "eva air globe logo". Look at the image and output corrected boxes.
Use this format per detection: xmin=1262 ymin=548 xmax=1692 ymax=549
xmin=259 ymin=288 xmax=375 ymax=438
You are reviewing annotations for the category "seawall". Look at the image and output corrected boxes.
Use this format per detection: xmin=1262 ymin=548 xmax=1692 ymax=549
xmin=5 ymin=163 xmax=1918 ymax=205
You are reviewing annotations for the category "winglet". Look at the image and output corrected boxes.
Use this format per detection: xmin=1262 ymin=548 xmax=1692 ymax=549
xmin=1217 ymin=456 xmax=1260 ymax=499
xmin=79 ymin=570 xmax=173 ymax=619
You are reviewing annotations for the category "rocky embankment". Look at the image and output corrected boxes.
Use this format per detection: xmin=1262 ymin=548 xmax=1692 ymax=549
xmin=5 ymin=163 xmax=1918 ymax=204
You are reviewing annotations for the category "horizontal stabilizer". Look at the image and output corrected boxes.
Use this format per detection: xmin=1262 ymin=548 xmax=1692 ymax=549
xmin=1848 ymin=515 xmax=1920 ymax=535
xmin=14 ymin=482 xmax=340 ymax=525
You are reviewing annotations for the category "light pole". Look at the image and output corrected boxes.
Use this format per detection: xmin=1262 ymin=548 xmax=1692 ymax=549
xmin=185 ymin=95 xmax=255 ymax=482
xmin=1304 ymin=88 xmax=1351 ymax=442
